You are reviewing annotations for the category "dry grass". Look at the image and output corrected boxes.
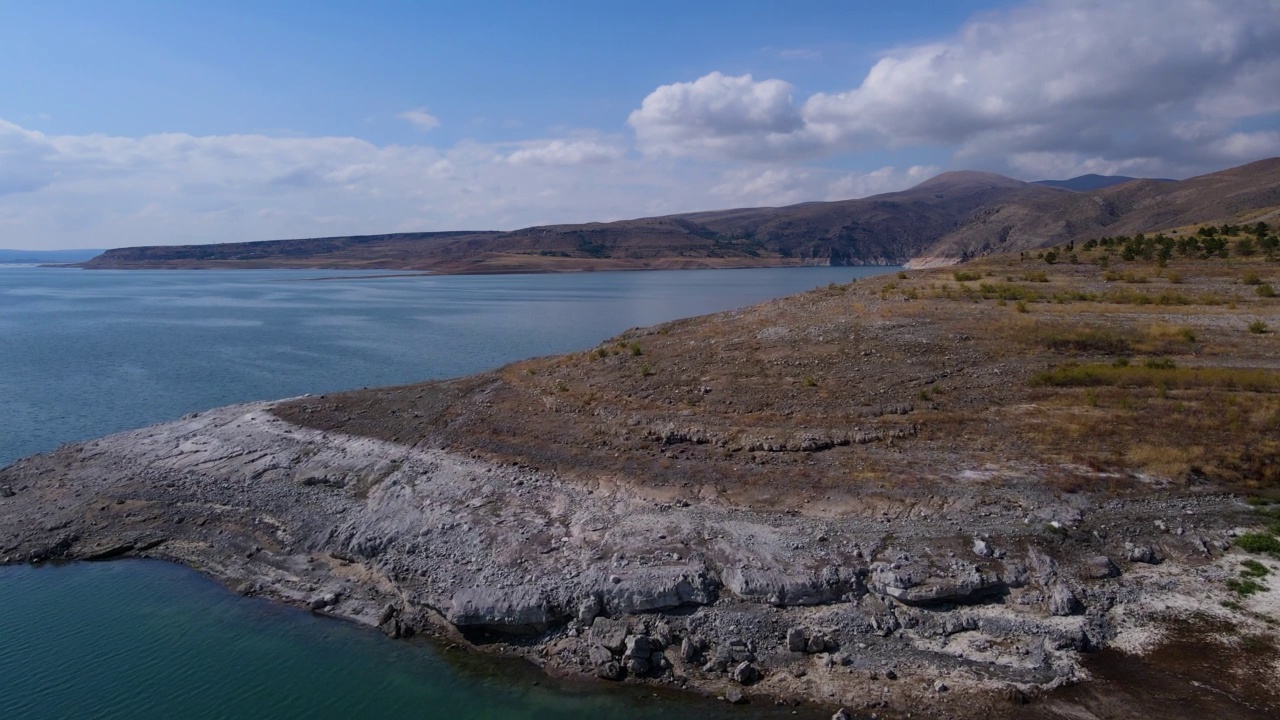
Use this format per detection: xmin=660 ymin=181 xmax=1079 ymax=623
xmin=1031 ymin=363 xmax=1280 ymax=392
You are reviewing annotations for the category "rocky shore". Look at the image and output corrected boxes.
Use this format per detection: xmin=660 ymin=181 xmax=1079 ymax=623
xmin=1 ymin=400 xmax=1272 ymax=718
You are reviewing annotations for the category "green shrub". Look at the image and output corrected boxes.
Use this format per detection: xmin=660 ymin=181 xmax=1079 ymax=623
xmin=1236 ymin=532 xmax=1280 ymax=556
xmin=1226 ymin=577 xmax=1267 ymax=596
xmin=1241 ymin=559 xmax=1271 ymax=578
xmin=1250 ymin=320 xmax=1270 ymax=335
xmin=1258 ymin=283 xmax=1276 ymax=298
xmin=953 ymin=270 xmax=982 ymax=282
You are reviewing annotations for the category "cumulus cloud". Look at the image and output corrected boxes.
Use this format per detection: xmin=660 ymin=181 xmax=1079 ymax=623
xmin=0 ymin=119 xmax=59 ymax=196
xmin=398 ymin=109 xmax=441 ymax=131
xmin=628 ymin=72 xmax=810 ymax=160
xmin=505 ymin=139 xmax=624 ymax=166
xmin=631 ymin=0 xmax=1280 ymax=176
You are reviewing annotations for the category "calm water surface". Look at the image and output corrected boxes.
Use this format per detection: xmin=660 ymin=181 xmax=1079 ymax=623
xmin=0 ymin=265 xmax=895 ymax=719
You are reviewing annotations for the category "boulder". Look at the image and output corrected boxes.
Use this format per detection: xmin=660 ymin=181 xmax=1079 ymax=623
xmin=589 ymin=617 xmax=629 ymax=653
xmin=732 ymin=661 xmax=761 ymax=685
xmin=1047 ymin=582 xmax=1082 ymax=616
xmin=651 ymin=650 xmax=671 ymax=672
xmin=872 ymin=566 xmax=1007 ymax=606
xmin=806 ymin=632 xmax=836 ymax=654
xmin=625 ymin=656 xmax=650 ymax=676
xmin=624 ymin=634 xmax=653 ymax=660
xmin=577 ymin=595 xmax=602 ymax=624
xmin=724 ymin=687 xmax=747 ymax=704
xmin=723 ymin=566 xmax=858 ymax=606
xmin=309 ymin=592 xmax=339 ymax=610
xmin=648 ymin=619 xmax=672 ymax=649
xmin=973 ymin=538 xmax=994 ymax=558
xmin=588 ymin=643 xmax=613 ymax=663
xmin=787 ymin=627 xmax=807 ymax=652
xmin=680 ymin=636 xmax=700 ymax=663
xmin=447 ymin=586 xmax=555 ymax=633
xmin=1127 ymin=545 xmax=1160 ymax=564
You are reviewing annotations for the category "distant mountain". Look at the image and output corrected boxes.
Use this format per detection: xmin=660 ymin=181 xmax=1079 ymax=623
xmin=0 ymin=248 xmax=105 ymax=264
xmin=923 ymin=157 xmax=1280 ymax=261
xmin=83 ymin=172 xmax=1035 ymax=271
xmin=80 ymin=158 xmax=1280 ymax=271
xmin=1031 ymin=174 xmax=1173 ymax=192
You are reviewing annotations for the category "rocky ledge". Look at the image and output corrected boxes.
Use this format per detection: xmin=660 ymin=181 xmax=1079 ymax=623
xmin=1 ymin=400 xmax=1271 ymax=718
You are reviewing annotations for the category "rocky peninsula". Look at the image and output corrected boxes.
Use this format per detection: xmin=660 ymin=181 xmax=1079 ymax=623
xmin=4 ymin=243 xmax=1280 ymax=718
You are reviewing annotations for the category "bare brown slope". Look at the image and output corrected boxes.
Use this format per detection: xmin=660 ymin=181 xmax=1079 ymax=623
xmin=80 ymin=158 xmax=1280 ymax=271
xmin=82 ymin=172 xmax=1034 ymax=270
xmin=926 ymin=157 xmax=1280 ymax=260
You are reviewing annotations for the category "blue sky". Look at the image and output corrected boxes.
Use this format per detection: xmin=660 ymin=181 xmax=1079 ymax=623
xmin=2 ymin=0 xmax=1278 ymax=249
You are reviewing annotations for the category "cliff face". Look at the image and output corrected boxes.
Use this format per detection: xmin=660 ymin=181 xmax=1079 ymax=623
xmin=6 ymin=248 xmax=1280 ymax=716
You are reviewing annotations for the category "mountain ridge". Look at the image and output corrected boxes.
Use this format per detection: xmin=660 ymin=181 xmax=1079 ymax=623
xmin=80 ymin=157 xmax=1280 ymax=272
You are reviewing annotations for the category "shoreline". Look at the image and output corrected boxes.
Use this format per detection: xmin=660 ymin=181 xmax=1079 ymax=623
xmin=70 ymin=257 xmax=905 ymax=274
xmin=3 ymin=400 xmax=1274 ymax=718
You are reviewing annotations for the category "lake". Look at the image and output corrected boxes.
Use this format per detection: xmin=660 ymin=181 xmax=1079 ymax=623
xmin=0 ymin=265 xmax=895 ymax=719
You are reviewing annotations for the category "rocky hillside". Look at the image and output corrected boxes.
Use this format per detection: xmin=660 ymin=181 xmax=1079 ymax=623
xmin=925 ymin=157 xmax=1280 ymax=262
xmin=80 ymin=158 xmax=1280 ymax=272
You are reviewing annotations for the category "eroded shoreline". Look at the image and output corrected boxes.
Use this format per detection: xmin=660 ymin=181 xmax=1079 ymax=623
xmin=3 ymin=401 xmax=1275 ymax=718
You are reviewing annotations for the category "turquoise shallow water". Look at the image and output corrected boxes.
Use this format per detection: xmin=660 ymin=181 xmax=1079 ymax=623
xmin=0 ymin=265 xmax=895 ymax=719
xmin=0 ymin=561 xmax=802 ymax=720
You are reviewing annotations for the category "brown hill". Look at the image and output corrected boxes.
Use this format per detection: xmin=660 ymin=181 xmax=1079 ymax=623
xmin=926 ymin=157 xmax=1280 ymax=261
xmin=80 ymin=157 xmax=1280 ymax=271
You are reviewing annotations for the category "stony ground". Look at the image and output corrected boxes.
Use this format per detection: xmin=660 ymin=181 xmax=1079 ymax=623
xmin=3 ymin=249 xmax=1280 ymax=718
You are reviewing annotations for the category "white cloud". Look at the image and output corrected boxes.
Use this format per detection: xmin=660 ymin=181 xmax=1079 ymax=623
xmin=825 ymin=165 xmax=940 ymax=200
xmin=710 ymin=164 xmax=941 ymax=207
xmin=398 ymin=109 xmax=441 ymax=132
xmin=628 ymin=72 xmax=810 ymax=160
xmin=711 ymin=167 xmax=814 ymax=206
xmin=505 ymin=139 xmax=624 ymax=166
xmin=630 ymin=0 xmax=1280 ymax=176
xmin=0 ymin=118 xmax=740 ymax=249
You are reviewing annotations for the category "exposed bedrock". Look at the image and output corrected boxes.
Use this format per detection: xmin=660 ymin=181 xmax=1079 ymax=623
xmin=0 ymin=401 xmax=1258 ymax=716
